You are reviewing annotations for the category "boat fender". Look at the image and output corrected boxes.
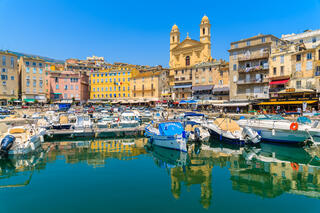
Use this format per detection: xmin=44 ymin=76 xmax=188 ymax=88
xmin=30 ymin=142 xmax=35 ymax=150
xmin=272 ymin=129 xmax=275 ymax=136
xmin=290 ymin=122 xmax=298 ymax=131
xmin=291 ymin=162 xmax=299 ymax=171
xmin=182 ymin=131 xmax=186 ymax=139
xmin=40 ymin=135 xmax=44 ymax=143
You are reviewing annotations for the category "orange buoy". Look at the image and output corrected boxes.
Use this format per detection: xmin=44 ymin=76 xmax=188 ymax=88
xmin=291 ymin=162 xmax=299 ymax=171
xmin=290 ymin=122 xmax=298 ymax=131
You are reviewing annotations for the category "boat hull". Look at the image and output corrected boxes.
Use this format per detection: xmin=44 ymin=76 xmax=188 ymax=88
xmin=151 ymin=136 xmax=187 ymax=152
xmin=207 ymin=128 xmax=246 ymax=146
xmin=252 ymin=127 xmax=308 ymax=145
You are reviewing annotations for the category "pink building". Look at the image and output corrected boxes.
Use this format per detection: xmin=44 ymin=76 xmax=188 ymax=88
xmin=50 ymin=71 xmax=89 ymax=103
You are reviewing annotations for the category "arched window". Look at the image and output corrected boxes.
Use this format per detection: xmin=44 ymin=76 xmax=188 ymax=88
xmin=186 ymin=56 xmax=190 ymax=66
xmin=172 ymin=36 xmax=175 ymax=42
xmin=203 ymin=28 xmax=205 ymax=35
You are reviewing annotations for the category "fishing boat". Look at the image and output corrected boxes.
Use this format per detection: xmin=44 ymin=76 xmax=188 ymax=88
xmin=118 ymin=111 xmax=140 ymax=128
xmin=145 ymin=121 xmax=188 ymax=152
xmin=237 ymin=114 xmax=320 ymax=146
xmin=0 ymin=126 xmax=45 ymax=156
xmin=203 ymin=118 xmax=261 ymax=145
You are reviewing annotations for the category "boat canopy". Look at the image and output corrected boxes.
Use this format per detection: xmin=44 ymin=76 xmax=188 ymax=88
xmin=184 ymin=112 xmax=204 ymax=117
xmin=159 ymin=122 xmax=184 ymax=136
xmin=213 ymin=118 xmax=240 ymax=133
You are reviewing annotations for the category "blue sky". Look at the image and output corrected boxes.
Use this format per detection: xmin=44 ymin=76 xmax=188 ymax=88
xmin=0 ymin=0 xmax=319 ymax=67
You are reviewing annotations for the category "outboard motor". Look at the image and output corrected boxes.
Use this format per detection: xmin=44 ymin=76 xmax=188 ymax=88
xmin=243 ymin=127 xmax=261 ymax=144
xmin=0 ymin=135 xmax=15 ymax=154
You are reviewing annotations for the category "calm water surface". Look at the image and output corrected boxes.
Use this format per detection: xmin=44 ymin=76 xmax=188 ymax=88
xmin=1 ymin=138 xmax=320 ymax=213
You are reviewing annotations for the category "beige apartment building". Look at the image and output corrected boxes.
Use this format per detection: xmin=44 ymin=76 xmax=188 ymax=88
xmin=315 ymin=45 xmax=320 ymax=92
xmin=290 ymin=47 xmax=316 ymax=90
xmin=0 ymin=51 xmax=18 ymax=105
xmin=282 ymin=29 xmax=320 ymax=49
xmin=192 ymin=61 xmax=229 ymax=101
xmin=131 ymin=66 xmax=169 ymax=100
xmin=19 ymin=56 xmax=47 ymax=103
xmin=268 ymin=43 xmax=300 ymax=96
xmin=228 ymin=34 xmax=284 ymax=102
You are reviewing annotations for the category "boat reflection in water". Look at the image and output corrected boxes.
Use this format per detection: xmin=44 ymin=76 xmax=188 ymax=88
xmin=146 ymin=142 xmax=214 ymax=209
xmin=0 ymin=150 xmax=47 ymax=189
xmin=146 ymin=139 xmax=320 ymax=208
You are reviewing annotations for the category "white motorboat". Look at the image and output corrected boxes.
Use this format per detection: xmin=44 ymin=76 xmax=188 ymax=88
xmin=0 ymin=126 xmax=45 ymax=155
xmin=237 ymin=114 xmax=320 ymax=145
xmin=74 ymin=115 xmax=92 ymax=129
xmin=140 ymin=110 xmax=153 ymax=122
xmin=96 ymin=115 xmax=118 ymax=129
xmin=183 ymin=112 xmax=210 ymax=142
xmin=118 ymin=111 xmax=140 ymax=128
xmin=145 ymin=121 xmax=188 ymax=152
xmin=188 ymin=126 xmax=210 ymax=142
xmin=203 ymin=118 xmax=261 ymax=145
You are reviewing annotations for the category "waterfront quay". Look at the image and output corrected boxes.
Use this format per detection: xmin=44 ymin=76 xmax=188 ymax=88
xmin=45 ymin=126 xmax=145 ymax=140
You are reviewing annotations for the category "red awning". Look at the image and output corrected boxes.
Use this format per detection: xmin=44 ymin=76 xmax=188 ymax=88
xmin=270 ymin=79 xmax=289 ymax=85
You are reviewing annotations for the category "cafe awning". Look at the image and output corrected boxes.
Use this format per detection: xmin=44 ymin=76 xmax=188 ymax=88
xmin=24 ymin=99 xmax=35 ymax=103
xmin=213 ymin=102 xmax=249 ymax=107
xmin=173 ymin=85 xmax=192 ymax=89
xmin=213 ymin=87 xmax=230 ymax=92
xmin=192 ymin=85 xmax=213 ymax=91
xmin=258 ymin=100 xmax=318 ymax=105
xmin=269 ymin=79 xmax=289 ymax=85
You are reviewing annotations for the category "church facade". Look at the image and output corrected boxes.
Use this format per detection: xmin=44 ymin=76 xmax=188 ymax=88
xmin=169 ymin=16 xmax=212 ymax=69
xmin=169 ymin=16 xmax=216 ymax=101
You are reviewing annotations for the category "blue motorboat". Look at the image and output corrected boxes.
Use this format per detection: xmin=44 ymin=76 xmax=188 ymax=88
xmin=145 ymin=121 xmax=188 ymax=152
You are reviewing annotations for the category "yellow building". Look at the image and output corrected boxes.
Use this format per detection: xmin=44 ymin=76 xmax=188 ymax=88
xmin=90 ymin=65 xmax=136 ymax=100
xmin=0 ymin=51 xmax=18 ymax=105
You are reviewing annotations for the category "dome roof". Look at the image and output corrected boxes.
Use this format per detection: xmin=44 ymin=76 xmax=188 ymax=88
xmin=201 ymin=15 xmax=209 ymax=24
xmin=171 ymin=24 xmax=179 ymax=31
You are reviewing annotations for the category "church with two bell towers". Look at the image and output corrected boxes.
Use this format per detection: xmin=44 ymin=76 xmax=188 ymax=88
xmin=169 ymin=15 xmax=212 ymax=69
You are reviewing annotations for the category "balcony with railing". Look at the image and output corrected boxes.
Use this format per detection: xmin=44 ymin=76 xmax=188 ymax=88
xmin=238 ymin=53 xmax=269 ymax=62
xmin=174 ymin=77 xmax=192 ymax=84
xmin=238 ymin=64 xmax=269 ymax=73
xmin=237 ymin=78 xmax=269 ymax=85
xmin=237 ymin=92 xmax=269 ymax=100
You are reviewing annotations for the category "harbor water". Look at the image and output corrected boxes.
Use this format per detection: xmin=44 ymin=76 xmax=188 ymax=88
xmin=0 ymin=137 xmax=320 ymax=213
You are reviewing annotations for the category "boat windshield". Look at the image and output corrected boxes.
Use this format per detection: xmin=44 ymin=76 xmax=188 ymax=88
xmin=121 ymin=115 xmax=135 ymax=121
xmin=250 ymin=114 xmax=285 ymax=120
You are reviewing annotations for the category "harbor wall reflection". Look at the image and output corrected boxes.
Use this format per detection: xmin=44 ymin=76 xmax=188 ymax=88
xmin=42 ymin=138 xmax=148 ymax=167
